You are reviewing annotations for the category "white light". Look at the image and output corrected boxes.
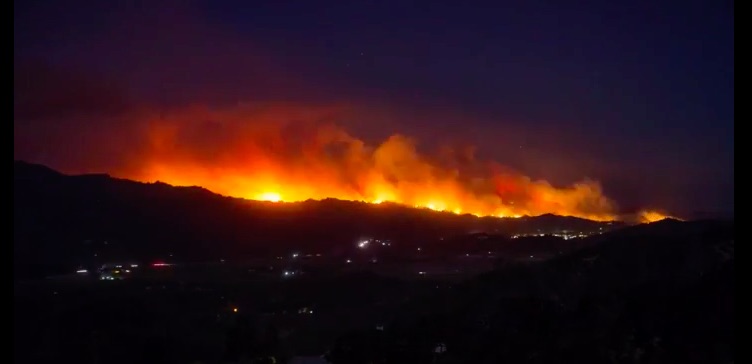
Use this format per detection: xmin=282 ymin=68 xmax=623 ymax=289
xmin=130 ymin=264 xmax=138 ymax=268
xmin=417 ymin=247 xmax=421 ymax=251
xmin=124 ymin=269 xmax=131 ymax=273
xmin=76 ymin=269 xmax=88 ymax=274
xmin=346 ymin=259 xmax=352 ymax=263
xmin=292 ymin=253 xmax=299 ymax=258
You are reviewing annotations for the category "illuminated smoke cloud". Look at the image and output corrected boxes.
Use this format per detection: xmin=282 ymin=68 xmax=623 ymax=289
xmin=122 ymin=103 xmax=620 ymax=221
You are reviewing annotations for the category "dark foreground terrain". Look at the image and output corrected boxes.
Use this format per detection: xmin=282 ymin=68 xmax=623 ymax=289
xmin=14 ymin=161 xmax=734 ymax=363
xmin=14 ymin=218 xmax=734 ymax=364
xmin=325 ymin=219 xmax=734 ymax=364
xmin=13 ymin=160 xmax=623 ymax=279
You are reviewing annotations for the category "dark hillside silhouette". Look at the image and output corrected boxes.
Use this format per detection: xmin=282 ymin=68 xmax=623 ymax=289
xmin=14 ymin=161 xmax=623 ymax=277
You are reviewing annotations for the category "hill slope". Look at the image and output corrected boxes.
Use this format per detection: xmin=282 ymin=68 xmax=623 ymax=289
xmin=14 ymin=161 xmax=619 ymax=275
xmin=326 ymin=219 xmax=734 ymax=363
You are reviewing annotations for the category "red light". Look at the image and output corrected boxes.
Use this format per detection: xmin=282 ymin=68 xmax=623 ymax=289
xmin=152 ymin=262 xmax=169 ymax=267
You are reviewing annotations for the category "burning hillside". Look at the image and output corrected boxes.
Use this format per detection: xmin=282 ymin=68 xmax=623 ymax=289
xmin=115 ymin=104 xmax=621 ymax=221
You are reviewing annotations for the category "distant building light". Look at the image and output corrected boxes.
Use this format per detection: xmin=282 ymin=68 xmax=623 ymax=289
xmin=124 ymin=269 xmax=131 ymax=273
xmin=76 ymin=269 xmax=88 ymax=274
xmin=130 ymin=264 xmax=138 ymax=268
xmin=419 ymin=271 xmax=426 ymax=275
xmin=152 ymin=262 xmax=170 ymax=267
xmin=292 ymin=253 xmax=299 ymax=258
xmin=417 ymin=247 xmax=421 ymax=251
xmin=232 ymin=307 xmax=238 ymax=313
xmin=346 ymin=259 xmax=352 ymax=264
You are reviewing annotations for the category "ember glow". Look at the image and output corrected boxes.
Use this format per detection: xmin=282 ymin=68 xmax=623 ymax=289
xmin=257 ymin=192 xmax=282 ymax=202
xmin=639 ymin=210 xmax=681 ymax=223
xmin=121 ymin=105 xmax=622 ymax=221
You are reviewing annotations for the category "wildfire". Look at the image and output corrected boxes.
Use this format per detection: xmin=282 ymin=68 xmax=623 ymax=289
xmin=639 ymin=210 xmax=681 ymax=223
xmin=122 ymin=104 xmax=624 ymax=221
xmin=256 ymin=192 xmax=282 ymax=202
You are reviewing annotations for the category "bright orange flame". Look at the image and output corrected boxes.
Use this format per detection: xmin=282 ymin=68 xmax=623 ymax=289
xmin=257 ymin=192 xmax=282 ymax=202
xmin=121 ymin=104 xmax=622 ymax=221
xmin=638 ymin=210 xmax=681 ymax=223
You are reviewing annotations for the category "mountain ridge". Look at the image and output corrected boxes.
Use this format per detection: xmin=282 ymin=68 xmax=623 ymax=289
xmin=15 ymin=161 xmax=728 ymax=278
xmin=13 ymin=160 xmax=620 ymax=225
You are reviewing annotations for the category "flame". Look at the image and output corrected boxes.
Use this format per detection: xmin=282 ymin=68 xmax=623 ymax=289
xmin=256 ymin=192 xmax=282 ymax=202
xmin=120 ymin=104 xmax=622 ymax=221
xmin=638 ymin=210 xmax=681 ymax=223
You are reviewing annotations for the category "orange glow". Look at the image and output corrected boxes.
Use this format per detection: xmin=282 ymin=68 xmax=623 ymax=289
xmin=257 ymin=192 xmax=282 ymax=202
xmin=232 ymin=307 xmax=238 ymax=313
xmin=118 ymin=104 xmax=624 ymax=221
xmin=638 ymin=210 xmax=681 ymax=223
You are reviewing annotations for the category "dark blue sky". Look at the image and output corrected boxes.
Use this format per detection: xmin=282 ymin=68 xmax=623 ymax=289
xmin=13 ymin=0 xmax=734 ymax=217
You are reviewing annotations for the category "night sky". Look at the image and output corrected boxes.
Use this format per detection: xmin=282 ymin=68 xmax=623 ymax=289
xmin=14 ymin=0 xmax=734 ymax=218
